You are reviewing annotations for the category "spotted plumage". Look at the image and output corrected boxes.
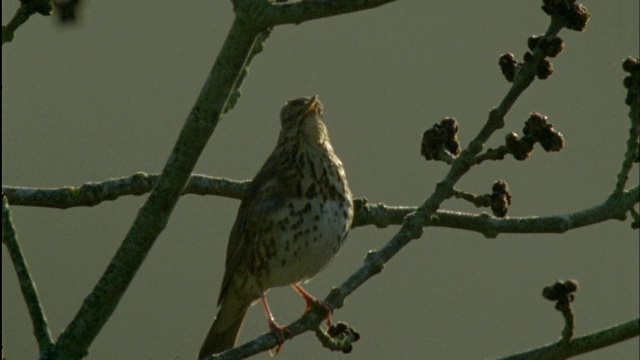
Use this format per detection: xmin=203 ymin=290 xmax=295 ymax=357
xmin=198 ymin=96 xmax=353 ymax=359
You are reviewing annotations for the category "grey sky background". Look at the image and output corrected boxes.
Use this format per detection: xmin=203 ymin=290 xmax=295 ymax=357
xmin=2 ymin=1 xmax=639 ymax=359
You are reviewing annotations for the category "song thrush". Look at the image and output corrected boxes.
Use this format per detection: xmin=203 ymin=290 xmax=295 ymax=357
xmin=198 ymin=95 xmax=354 ymax=359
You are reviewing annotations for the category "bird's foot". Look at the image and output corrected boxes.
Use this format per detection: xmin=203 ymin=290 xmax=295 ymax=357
xmin=310 ymin=299 xmax=334 ymax=328
xmin=292 ymin=284 xmax=333 ymax=327
xmin=267 ymin=319 xmax=293 ymax=356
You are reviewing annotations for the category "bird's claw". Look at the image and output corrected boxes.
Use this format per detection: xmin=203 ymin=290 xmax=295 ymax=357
xmin=268 ymin=319 xmax=293 ymax=356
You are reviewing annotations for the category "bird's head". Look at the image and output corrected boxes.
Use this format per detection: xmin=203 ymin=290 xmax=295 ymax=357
xmin=279 ymin=95 xmax=328 ymax=144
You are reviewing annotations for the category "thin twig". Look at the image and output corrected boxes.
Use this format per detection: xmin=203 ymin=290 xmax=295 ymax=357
xmin=2 ymin=174 xmax=250 ymax=209
xmin=1 ymin=196 xmax=53 ymax=352
xmin=613 ymin=84 xmax=639 ymax=194
xmin=497 ymin=318 xmax=639 ymax=360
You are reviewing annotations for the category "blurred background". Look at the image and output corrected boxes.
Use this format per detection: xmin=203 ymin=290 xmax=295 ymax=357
xmin=2 ymin=1 xmax=638 ymax=359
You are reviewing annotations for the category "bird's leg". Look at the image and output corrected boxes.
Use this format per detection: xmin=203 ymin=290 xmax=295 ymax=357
xmin=292 ymin=284 xmax=333 ymax=327
xmin=260 ymin=293 xmax=291 ymax=355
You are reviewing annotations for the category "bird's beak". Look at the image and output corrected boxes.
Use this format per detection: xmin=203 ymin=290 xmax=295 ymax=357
xmin=304 ymin=95 xmax=320 ymax=115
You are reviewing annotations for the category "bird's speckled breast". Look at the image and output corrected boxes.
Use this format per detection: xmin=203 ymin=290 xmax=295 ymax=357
xmin=261 ymin=197 xmax=351 ymax=288
xmin=256 ymin=143 xmax=353 ymax=289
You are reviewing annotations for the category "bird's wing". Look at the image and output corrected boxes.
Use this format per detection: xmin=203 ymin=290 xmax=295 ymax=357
xmin=217 ymin=150 xmax=290 ymax=304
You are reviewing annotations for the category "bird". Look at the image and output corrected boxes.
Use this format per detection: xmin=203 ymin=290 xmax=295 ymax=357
xmin=198 ymin=95 xmax=354 ymax=359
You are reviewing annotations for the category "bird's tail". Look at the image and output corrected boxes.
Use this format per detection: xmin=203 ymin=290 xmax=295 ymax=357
xmin=198 ymin=297 xmax=251 ymax=360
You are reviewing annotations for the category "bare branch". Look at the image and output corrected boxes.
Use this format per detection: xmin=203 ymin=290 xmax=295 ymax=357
xmin=356 ymin=186 xmax=638 ymax=236
xmin=2 ymin=174 xmax=250 ymax=209
xmin=4 ymin=177 xmax=637 ymax=237
xmin=44 ymin=16 xmax=266 ymax=360
xmin=2 ymin=0 xmax=52 ymax=45
xmin=233 ymin=0 xmax=399 ymax=28
xmin=614 ymin=59 xmax=640 ymax=194
xmin=1 ymin=196 xmax=53 ymax=352
xmin=498 ymin=317 xmax=640 ymax=360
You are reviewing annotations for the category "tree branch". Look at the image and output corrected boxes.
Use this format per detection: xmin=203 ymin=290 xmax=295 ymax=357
xmin=614 ymin=73 xmax=639 ymax=194
xmin=1 ymin=196 xmax=53 ymax=353
xmin=498 ymin=317 xmax=640 ymax=360
xmin=2 ymin=174 xmax=250 ymax=209
xmin=257 ymin=0 xmax=399 ymax=26
xmin=4 ymin=178 xmax=637 ymax=236
xmin=2 ymin=0 xmax=52 ymax=45
xmin=44 ymin=16 xmax=265 ymax=360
